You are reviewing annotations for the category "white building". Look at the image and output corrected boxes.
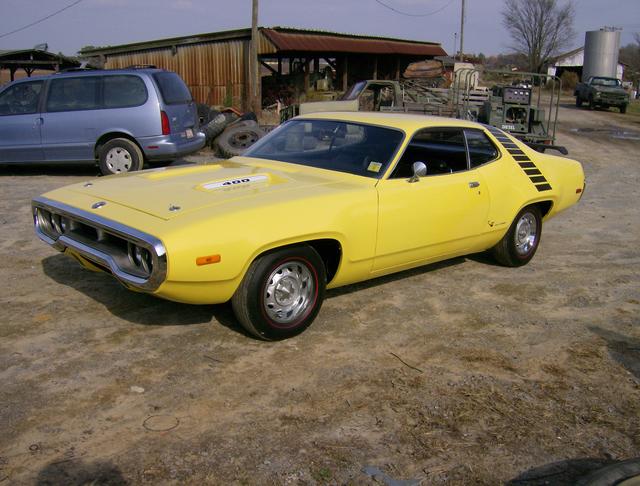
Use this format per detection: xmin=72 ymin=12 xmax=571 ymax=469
xmin=547 ymin=47 xmax=624 ymax=80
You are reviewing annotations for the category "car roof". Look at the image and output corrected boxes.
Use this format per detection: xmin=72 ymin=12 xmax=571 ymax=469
xmin=296 ymin=111 xmax=489 ymax=132
xmin=5 ymin=68 xmax=166 ymax=83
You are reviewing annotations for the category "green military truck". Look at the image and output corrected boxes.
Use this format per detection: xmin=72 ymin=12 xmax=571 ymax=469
xmin=575 ymin=76 xmax=629 ymax=113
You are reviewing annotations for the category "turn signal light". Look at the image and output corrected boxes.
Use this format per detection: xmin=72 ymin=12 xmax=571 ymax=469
xmin=196 ymin=254 xmax=221 ymax=266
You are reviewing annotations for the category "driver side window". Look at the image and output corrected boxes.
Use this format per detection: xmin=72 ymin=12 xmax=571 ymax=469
xmin=390 ymin=128 xmax=467 ymax=178
xmin=0 ymin=81 xmax=43 ymax=116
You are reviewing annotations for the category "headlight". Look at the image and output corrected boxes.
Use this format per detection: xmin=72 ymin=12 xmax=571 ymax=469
xmin=35 ymin=207 xmax=59 ymax=238
xmin=128 ymin=242 xmax=153 ymax=274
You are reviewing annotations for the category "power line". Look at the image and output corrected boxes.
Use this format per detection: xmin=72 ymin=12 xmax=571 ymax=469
xmin=0 ymin=0 xmax=85 ymax=40
xmin=373 ymin=0 xmax=455 ymax=17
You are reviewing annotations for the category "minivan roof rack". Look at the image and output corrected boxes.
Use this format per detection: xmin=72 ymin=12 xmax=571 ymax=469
xmin=56 ymin=67 xmax=98 ymax=73
xmin=125 ymin=64 xmax=157 ymax=69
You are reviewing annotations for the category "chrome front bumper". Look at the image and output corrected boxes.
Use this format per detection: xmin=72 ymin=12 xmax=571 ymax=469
xmin=32 ymin=196 xmax=167 ymax=291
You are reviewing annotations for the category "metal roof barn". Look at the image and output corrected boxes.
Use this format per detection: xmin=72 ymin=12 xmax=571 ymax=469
xmin=81 ymin=27 xmax=447 ymax=110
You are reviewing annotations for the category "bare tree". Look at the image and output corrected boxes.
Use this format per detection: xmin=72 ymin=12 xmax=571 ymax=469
xmin=501 ymin=0 xmax=576 ymax=73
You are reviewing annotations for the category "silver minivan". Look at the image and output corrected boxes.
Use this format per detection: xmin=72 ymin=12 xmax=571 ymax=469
xmin=0 ymin=68 xmax=205 ymax=174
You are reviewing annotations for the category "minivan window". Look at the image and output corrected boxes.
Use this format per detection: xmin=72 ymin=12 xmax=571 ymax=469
xmin=104 ymin=75 xmax=148 ymax=108
xmin=153 ymin=72 xmax=192 ymax=104
xmin=0 ymin=81 xmax=43 ymax=115
xmin=47 ymin=76 xmax=100 ymax=112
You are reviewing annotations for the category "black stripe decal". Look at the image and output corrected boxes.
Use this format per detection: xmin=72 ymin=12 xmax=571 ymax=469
xmin=513 ymin=155 xmax=531 ymax=161
xmin=508 ymin=149 xmax=525 ymax=155
xmin=502 ymin=143 xmax=519 ymax=148
xmin=496 ymin=137 xmax=512 ymax=143
xmin=536 ymin=183 xmax=552 ymax=192
xmin=530 ymin=176 xmax=547 ymax=183
xmin=524 ymin=168 xmax=542 ymax=175
xmin=518 ymin=162 xmax=536 ymax=168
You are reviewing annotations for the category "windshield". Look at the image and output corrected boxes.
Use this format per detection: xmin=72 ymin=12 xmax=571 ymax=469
xmin=244 ymin=119 xmax=404 ymax=179
xmin=340 ymin=81 xmax=367 ymax=100
xmin=592 ymin=77 xmax=621 ymax=87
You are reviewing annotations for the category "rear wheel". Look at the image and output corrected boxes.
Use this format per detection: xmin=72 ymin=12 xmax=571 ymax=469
xmin=231 ymin=245 xmax=326 ymax=340
xmin=98 ymin=138 xmax=144 ymax=175
xmin=491 ymin=205 xmax=542 ymax=267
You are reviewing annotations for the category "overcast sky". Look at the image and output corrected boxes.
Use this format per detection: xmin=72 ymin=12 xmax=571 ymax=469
xmin=1 ymin=0 xmax=639 ymax=57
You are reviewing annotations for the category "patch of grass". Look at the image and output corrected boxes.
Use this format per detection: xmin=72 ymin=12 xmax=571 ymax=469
xmin=312 ymin=467 xmax=332 ymax=482
xmin=627 ymin=99 xmax=640 ymax=115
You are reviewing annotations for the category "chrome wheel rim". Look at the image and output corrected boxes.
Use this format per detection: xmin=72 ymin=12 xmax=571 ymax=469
xmin=264 ymin=260 xmax=315 ymax=325
xmin=515 ymin=212 xmax=537 ymax=255
xmin=105 ymin=147 xmax=133 ymax=173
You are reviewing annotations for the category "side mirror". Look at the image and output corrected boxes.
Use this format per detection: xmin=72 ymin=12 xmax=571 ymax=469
xmin=409 ymin=161 xmax=427 ymax=183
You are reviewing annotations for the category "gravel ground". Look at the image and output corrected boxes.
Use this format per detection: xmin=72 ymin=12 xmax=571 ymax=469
xmin=0 ymin=100 xmax=639 ymax=485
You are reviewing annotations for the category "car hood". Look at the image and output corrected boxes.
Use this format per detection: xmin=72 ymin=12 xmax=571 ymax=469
xmin=66 ymin=157 xmax=372 ymax=220
xmin=593 ymin=86 xmax=626 ymax=94
xmin=299 ymin=99 xmax=359 ymax=115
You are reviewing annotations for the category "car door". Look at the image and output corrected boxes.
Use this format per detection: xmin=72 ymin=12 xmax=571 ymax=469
xmin=373 ymin=127 xmax=491 ymax=273
xmin=0 ymin=80 xmax=45 ymax=163
xmin=41 ymin=75 xmax=101 ymax=162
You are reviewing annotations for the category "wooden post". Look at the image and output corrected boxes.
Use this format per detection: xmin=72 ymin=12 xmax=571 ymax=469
xmin=373 ymin=57 xmax=378 ymax=80
xmin=395 ymin=58 xmax=400 ymax=81
xmin=250 ymin=0 xmax=261 ymax=116
xmin=304 ymin=58 xmax=310 ymax=93
xmin=277 ymin=57 xmax=282 ymax=75
xmin=342 ymin=55 xmax=349 ymax=91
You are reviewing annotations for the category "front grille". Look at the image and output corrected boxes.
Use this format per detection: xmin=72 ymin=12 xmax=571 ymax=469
xmin=33 ymin=197 xmax=167 ymax=291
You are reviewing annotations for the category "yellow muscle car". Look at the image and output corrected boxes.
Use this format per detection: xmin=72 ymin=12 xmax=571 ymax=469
xmin=33 ymin=112 xmax=585 ymax=340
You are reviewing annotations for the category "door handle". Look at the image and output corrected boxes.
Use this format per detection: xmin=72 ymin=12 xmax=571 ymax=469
xmin=468 ymin=181 xmax=480 ymax=188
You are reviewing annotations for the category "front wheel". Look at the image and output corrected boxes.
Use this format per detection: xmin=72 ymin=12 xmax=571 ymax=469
xmin=491 ymin=205 xmax=542 ymax=267
xmin=98 ymin=138 xmax=144 ymax=175
xmin=620 ymin=104 xmax=627 ymax=114
xmin=231 ymin=245 xmax=326 ymax=340
xmin=576 ymin=96 xmax=583 ymax=107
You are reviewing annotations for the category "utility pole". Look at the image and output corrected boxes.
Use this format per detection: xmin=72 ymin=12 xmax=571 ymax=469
xmin=459 ymin=0 xmax=465 ymax=62
xmin=250 ymin=0 xmax=261 ymax=116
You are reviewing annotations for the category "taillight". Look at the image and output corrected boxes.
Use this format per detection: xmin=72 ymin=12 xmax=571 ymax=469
xmin=161 ymin=111 xmax=170 ymax=135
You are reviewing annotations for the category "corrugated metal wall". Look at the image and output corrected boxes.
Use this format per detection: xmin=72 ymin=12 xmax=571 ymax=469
xmin=103 ymin=39 xmax=251 ymax=108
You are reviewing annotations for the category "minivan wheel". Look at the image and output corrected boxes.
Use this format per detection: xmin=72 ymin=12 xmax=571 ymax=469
xmin=98 ymin=138 xmax=144 ymax=175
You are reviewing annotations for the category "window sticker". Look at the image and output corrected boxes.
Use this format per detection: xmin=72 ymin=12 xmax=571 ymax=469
xmin=367 ymin=161 xmax=383 ymax=173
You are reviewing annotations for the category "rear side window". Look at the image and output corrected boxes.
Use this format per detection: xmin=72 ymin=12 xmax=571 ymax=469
xmin=465 ymin=129 xmax=499 ymax=168
xmin=47 ymin=77 xmax=100 ymax=112
xmin=0 ymin=80 xmax=43 ymax=115
xmin=153 ymin=72 xmax=192 ymax=104
xmin=104 ymin=75 xmax=148 ymax=108
xmin=391 ymin=128 xmax=467 ymax=178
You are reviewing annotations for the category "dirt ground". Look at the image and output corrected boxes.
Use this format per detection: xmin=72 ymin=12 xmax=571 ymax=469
xmin=1 ymin=99 xmax=639 ymax=485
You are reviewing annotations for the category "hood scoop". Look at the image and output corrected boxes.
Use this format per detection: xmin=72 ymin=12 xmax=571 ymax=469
xmin=199 ymin=174 xmax=270 ymax=191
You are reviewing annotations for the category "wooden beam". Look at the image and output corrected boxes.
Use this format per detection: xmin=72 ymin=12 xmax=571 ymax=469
xmin=260 ymin=60 xmax=278 ymax=76
xmin=313 ymin=58 xmax=319 ymax=73
xmin=395 ymin=58 xmax=400 ymax=81
xmin=277 ymin=57 xmax=282 ymax=75
xmin=373 ymin=57 xmax=378 ymax=80
xmin=323 ymin=57 xmax=337 ymax=70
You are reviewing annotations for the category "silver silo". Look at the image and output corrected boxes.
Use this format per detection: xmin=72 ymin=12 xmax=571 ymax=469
xmin=582 ymin=29 xmax=621 ymax=81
